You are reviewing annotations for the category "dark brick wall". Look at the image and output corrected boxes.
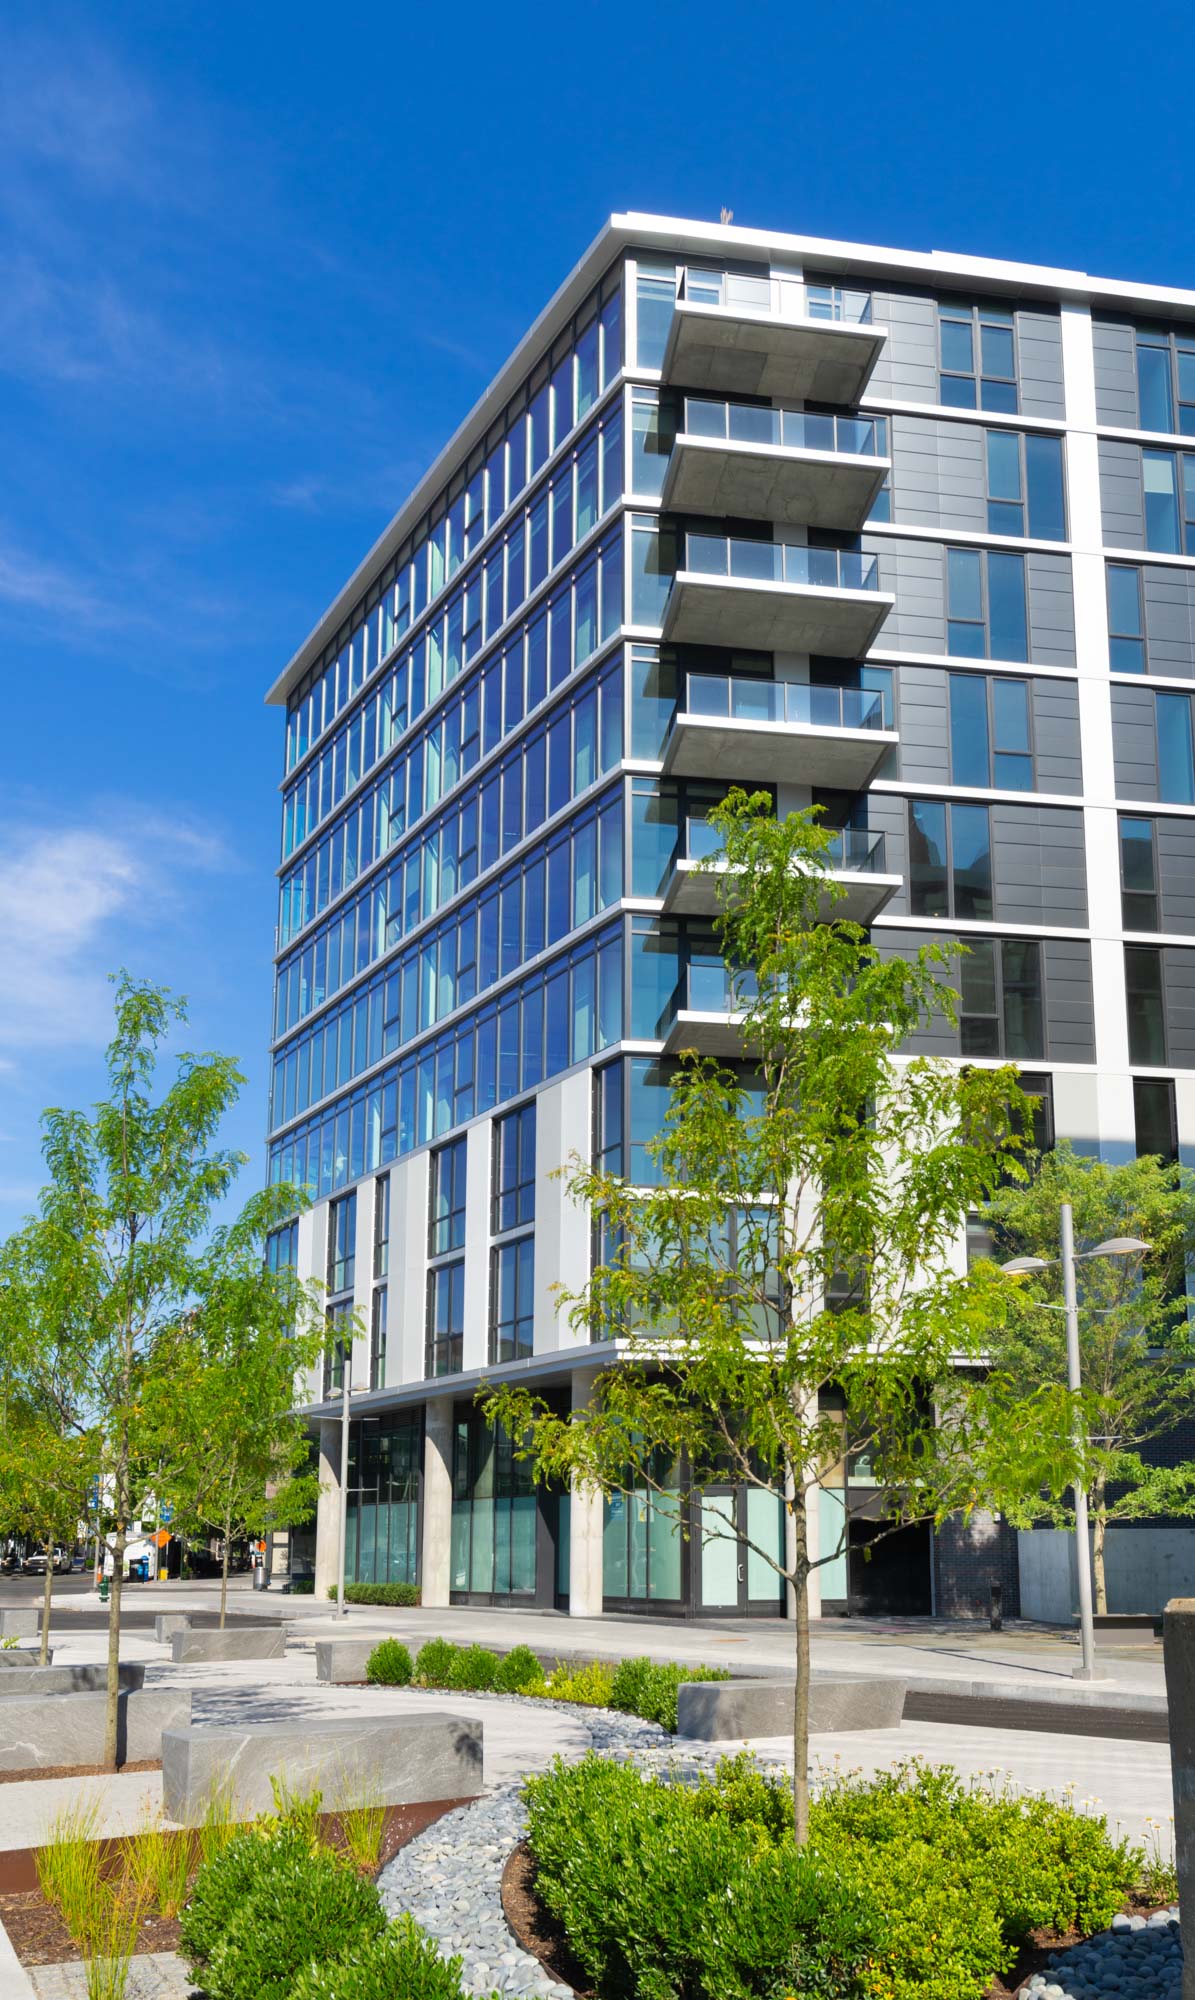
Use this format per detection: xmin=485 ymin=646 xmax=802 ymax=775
xmin=933 ymin=1510 xmax=1022 ymax=1620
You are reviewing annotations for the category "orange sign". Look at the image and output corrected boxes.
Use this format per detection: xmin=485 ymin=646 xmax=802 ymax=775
xmin=155 ymin=1529 xmax=170 ymax=1547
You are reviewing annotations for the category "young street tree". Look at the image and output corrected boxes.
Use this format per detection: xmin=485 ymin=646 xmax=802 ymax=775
xmin=984 ymin=1143 xmax=1195 ymax=1610
xmin=484 ymin=791 xmax=1062 ymax=1840
xmin=29 ymin=973 xmax=311 ymax=1767
xmin=145 ymin=1231 xmax=325 ymax=1625
xmin=0 ymin=1219 xmax=100 ymax=1661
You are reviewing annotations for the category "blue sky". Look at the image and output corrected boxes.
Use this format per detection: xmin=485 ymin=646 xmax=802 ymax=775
xmin=0 ymin=0 xmax=1189 ymax=1234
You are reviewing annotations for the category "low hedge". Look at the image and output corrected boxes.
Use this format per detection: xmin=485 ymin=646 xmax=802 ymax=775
xmin=366 ymin=1636 xmax=728 ymax=1730
xmin=289 ymin=1913 xmax=500 ymax=2000
xmin=523 ymin=1753 xmax=1143 ymax=2000
xmin=327 ymin=1581 xmax=421 ymax=1607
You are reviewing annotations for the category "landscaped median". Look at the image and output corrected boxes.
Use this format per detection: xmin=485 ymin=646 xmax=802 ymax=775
xmin=362 ymin=1636 xmax=731 ymax=1734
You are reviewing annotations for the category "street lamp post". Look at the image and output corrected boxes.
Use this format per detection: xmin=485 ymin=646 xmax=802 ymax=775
xmin=1003 ymin=1206 xmax=1149 ymax=1683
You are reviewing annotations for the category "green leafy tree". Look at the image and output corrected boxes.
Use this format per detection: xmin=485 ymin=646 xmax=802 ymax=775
xmin=0 ymin=1219 xmax=101 ymax=1660
xmin=27 ymin=973 xmax=311 ymax=1766
xmin=145 ymin=1233 xmax=326 ymax=1625
xmin=485 ymin=792 xmax=1059 ymax=1839
xmin=984 ymin=1143 xmax=1195 ymax=1610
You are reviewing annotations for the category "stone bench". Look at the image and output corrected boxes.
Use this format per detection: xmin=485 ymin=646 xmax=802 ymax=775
xmin=154 ymin=1613 xmax=191 ymax=1644
xmin=0 ymin=1646 xmax=53 ymax=1667
xmin=676 ymin=1673 xmax=906 ymax=1741
xmin=161 ymin=1712 xmax=484 ymax=1823
xmin=0 ymin=1663 xmax=144 ymax=1699
xmin=170 ymin=1624 xmax=287 ymax=1664
xmin=0 ymin=1610 xmax=41 ymax=1641
xmin=0 ymin=1687 xmax=191 ymax=1771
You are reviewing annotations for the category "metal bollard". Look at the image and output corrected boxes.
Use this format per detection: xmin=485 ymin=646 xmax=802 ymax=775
xmin=990 ymin=1583 xmax=1003 ymax=1632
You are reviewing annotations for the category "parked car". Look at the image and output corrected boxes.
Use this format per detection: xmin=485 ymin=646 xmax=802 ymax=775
xmin=22 ymin=1548 xmax=71 ymax=1575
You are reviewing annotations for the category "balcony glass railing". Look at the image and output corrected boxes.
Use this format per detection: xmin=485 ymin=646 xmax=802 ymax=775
xmin=685 ymin=675 xmax=889 ymax=732
xmin=685 ymin=960 xmax=757 ymax=1013
xmin=684 ymin=816 xmax=887 ymax=873
xmin=682 ymin=534 xmax=879 ymax=592
xmin=683 ymin=399 xmax=883 ymax=458
xmin=805 ymin=284 xmax=873 ymax=325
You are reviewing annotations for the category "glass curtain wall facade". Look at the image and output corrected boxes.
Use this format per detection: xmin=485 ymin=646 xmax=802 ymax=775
xmin=266 ymin=216 xmax=1195 ymax=1622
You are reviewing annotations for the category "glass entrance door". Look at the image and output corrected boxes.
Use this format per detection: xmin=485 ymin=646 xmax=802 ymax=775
xmin=698 ymin=1491 xmax=743 ymax=1612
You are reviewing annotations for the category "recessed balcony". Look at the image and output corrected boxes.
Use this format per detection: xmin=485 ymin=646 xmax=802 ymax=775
xmin=662 ymin=401 xmax=890 ymax=532
xmin=661 ymin=535 xmax=893 ymax=659
xmin=662 ymin=298 xmax=886 ymax=405
xmin=663 ymin=673 xmax=899 ymax=791
xmin=662 ymin=961 xmax=757 ymax=1058
xmin=663 ymin=820 xmax=900 ymax=926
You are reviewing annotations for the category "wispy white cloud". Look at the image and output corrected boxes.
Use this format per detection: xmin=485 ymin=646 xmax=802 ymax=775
xmin=0 ymin=807 xmax=233 ymax=1054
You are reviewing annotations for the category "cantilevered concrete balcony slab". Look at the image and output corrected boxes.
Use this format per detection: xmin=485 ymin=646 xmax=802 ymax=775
xmin=662 ymin=675 xmax=899 ymax=791
xmin=662 ymin=826 xmax=901 ymax=926
xmin=661 ymin=536 xmax=893 ymax=660
xmin=662 ymin=1008 xmax=753 ymax=1058
xmin=661 ymin=402 xmax=889 ymax=532
xmin=661 ymin=300 xmax=886 ymax=405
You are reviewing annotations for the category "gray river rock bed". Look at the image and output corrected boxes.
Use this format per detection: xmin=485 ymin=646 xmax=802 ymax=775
xmin=1016 ymin=1909 xmax=1182 ymax=2000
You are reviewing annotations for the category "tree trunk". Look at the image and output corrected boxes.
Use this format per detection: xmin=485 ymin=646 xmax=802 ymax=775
xmin=1092 ymin=1481 xmax=1108 ymax=1616
xmin=103 ymin=1521 xmax=126 ymax=1770
xmin=219 ymin=1519 xmax=231 ymax=1630
xmin=791 ymin=1488 xmax=810 ymax=1844
xmin=39 ymin=1540 xmax=53 ymax=1666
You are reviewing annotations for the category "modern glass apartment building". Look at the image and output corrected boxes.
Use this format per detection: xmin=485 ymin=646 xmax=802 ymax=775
xmin=265 ymin=213 xmax=1195 ymax=1621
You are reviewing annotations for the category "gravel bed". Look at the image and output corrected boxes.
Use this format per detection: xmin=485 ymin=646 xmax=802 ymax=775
xmin=1017 ymin=1909 xmax=1182 ymax=1999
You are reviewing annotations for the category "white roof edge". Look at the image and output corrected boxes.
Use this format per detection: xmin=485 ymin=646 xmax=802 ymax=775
xmin=266 ymin=210 xmax=1195 ymax=708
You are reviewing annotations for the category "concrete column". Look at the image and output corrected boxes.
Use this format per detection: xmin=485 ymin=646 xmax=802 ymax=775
xmin=421 ymin=1396 xmax=454 ymax=1608
xmin=1161 ymin=1598 xmax=1195 ymax=1996
xmin=568 ymin=1367 xmax=605 ymax=1618
xmin=313 ymin=1419 xmax=341 ymax=1604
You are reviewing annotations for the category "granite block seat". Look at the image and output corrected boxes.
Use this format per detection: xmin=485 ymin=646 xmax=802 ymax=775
xmin=161 ymin=1711 xmax=484 ymax=1823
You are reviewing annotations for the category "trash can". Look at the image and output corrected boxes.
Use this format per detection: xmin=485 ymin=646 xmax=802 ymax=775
xmin=253 ymin=1563 xmax=268 ymax=1592
xmin=129 ymin=1557 xmax=149 ymax=1583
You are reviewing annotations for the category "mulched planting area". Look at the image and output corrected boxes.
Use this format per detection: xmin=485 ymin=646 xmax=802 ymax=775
xmin=500 ymin=1841 xmax=1176 ymax=2000
xmin=0 ymin=1759 xmax=160 ymax=1793
xmin=0 ymin=1797 xmax=471 ymax=1965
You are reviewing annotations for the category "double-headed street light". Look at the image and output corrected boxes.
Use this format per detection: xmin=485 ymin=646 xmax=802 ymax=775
xmin=1002 ymin=1205 xmax=1149 ymax=1682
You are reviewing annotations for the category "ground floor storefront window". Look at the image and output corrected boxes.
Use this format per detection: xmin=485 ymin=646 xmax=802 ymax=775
xmin=346 ymin=1411 xmax=421 ymax=1585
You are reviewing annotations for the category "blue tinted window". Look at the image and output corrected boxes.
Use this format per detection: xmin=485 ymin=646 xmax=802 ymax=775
xmin=637 ymin=269 xmax=676 ymax=369
xmin=988 ymin=553 xmax=1028 ymax=662
xmin=947 ymin=548 xmax=985 ymax=656
xmin=1025 ymin=435 xmax=1066 ymax=540
xmin=940 ymin=318 xmax=974 ymax=373
xmin=949 ymin=674 xmax=989 ymax=786
xmin=992 ymin=679 xmax=1032 ymax=790
xmin=950 ymin=803 xmax=993 ymax=920
xmin=1158 ymin=692 xmax=1195 ymax=805
xmin=1137 ymin=340 xmax=1174 ymax=434
xmin=909 ymin=800 xmax=948 ymax=916
xmin=1107 ymin=565 xmax=1145 ymax=673
xmin=1144 ymin=451 xmax=1181 ymax=552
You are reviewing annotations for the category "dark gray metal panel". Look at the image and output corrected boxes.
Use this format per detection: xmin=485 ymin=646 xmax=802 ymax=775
xmin=861 ymin=793 xmax=908 ymax=912
xmin=991 ymin=804 xmax=1087 ymax=926
xmin=1016 ymin=312 xmax=1065 ymax=420
xmin=1027 ymin=554 xmax=1077 ymax=668
xmin=1157 ymin=819 xmax=1195 ymax=934
xmin=1092 ymin=320 xmax=1139 ymax=428
xmin=1032 ymin=678 xmax=1083 ymax=794
xmin=868 ymin=292 xmax=939 ymax=404
xmin=1043 ymin=939 xmax=1096 ymax=1063
xmin=1111 ymin=685 xmax=1160 ymax=800
xmin=1100 ymin=439 xmax=1146 ymax=549
xmin=865 ymin=535 xmax=946 ymax=653
xmin=1163 ymin=947 xmax=1195 ymax=1067
xmin=893 ymin=664 xmax=949 ymax=783
xmin=1144 ymin=565 xmax=1195 ymax=680
xmin=874 ymin=928 xmax=960 ymax=1054
xmin=889 ymin=416 xmax=986 ymax=533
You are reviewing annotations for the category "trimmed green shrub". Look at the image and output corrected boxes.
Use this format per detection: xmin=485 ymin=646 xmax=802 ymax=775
xmin=446 ymin=1642 xmax=500 ymax=1691
xmin=525 ymin=1754 xmax=874 ymax=2000
xmin=492 ymin=1643 xmax=544 ymax=1694
xmin=523 ymin=1752 xmax=1142 ymax=2000
xmin=366 ymin=1638 xmax=413 ymax=1686
xmin=608 ymin=1655 xmax=653 ymax=1716
xmin=180 ymin=1828 xmax=309 ymax=1967
xmin=413 ymin=1637 xmax=459 ymax=1686
xmin=289 ymin=1913 xmax=499 ymax=2000
xmin=203 ymin=1846 xmax=385 ymax=2000
xmin=633 ymin=1661 xmax=732 ymax=1733
xmin=331 ymin=1581 xmax=421 ymax=1607
xmin=544 ymin=1659 xmax=617 ymax=1706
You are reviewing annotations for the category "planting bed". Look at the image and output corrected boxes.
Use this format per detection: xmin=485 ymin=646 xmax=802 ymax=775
xmin=0 ymin=1756 xmax=159 ymax=1791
